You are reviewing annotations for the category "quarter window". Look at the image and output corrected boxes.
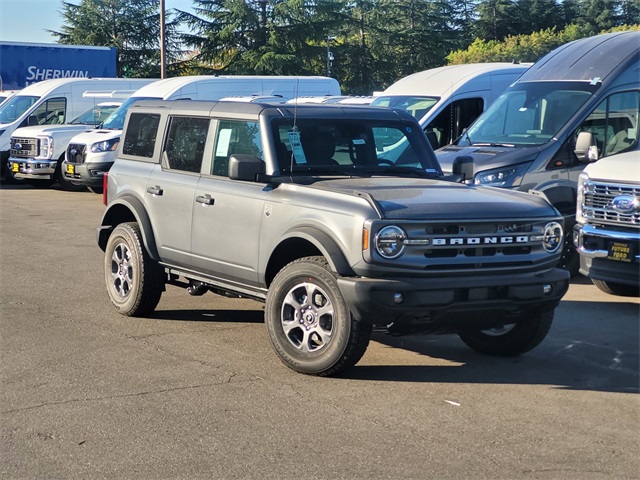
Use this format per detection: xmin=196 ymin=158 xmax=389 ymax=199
xmin=164 ymin=116 xmax=210 ymax=173
xmin=122 ymin=112 xmax=160 ymax=158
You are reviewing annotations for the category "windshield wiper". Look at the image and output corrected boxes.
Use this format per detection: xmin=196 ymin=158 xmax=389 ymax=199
xmin=471 ymin=142 xmax=516 ymax=148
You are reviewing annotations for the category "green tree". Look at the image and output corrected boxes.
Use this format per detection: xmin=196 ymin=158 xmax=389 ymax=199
xmin=50 ymin=0 xmax=182 ymax=77
xmin=474 ymin=0 xmax=519 ymax=40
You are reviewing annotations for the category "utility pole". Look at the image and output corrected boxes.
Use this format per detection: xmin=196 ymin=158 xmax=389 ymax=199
xmin=326 ymin=36 xmax=335 ymax=77
xmin=160 ymin=0 xmax=166 ymax=79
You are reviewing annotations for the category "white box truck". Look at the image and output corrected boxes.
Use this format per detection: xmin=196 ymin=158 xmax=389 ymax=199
xmin=62 ymin=75 xmax=341 ymax=192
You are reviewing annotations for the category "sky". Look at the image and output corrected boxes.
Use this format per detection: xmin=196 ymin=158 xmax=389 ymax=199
xmin=0 ymin=0 xmax=195 ymax=44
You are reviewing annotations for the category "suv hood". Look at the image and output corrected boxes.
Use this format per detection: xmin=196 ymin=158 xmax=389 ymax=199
xmin=68 ymin=128 xmax=122 ymax=144
xmin=310 ymin=177 xmax=557 ymax=220
xmin=435 ymin=144 xmax=542 ymax=174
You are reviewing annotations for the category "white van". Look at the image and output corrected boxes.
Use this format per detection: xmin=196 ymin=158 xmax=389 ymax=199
xmin=370 ymin=63 xmax=530 ymax=150
xmin=0 ymin=77 xmax=155 ymax=183
xmin=62 ymin=75 xmax=340 ymax=191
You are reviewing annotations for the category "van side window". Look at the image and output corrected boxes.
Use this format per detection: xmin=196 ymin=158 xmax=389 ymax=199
xmin=164 ymin=116 xmax=210 ymax=173
xmin=122 ymin=112 xmax=160 ymax=158
xmin=579 ymin=90 xmax=639 ymax=158
xmin=27 ymin=97 xmax=66 ymax=126
xmin=424 ymin=98 xmax=483 ymax=149
xmin=211 ymin=120 xmax=262 ymax=177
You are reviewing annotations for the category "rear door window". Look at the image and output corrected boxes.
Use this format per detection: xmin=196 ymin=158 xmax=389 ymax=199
xmin=164 ymin=116 xmax=210 ymax=173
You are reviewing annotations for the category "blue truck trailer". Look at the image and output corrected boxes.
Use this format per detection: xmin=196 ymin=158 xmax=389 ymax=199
xmin=0 ymin=42 xmax=116 ymax=90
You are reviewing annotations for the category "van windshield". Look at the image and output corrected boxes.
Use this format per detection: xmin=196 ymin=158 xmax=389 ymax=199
xmin=0 ymin=95 xmax=38 ymax=124
xmin=69 ymin=103 xmax=121 ymax=126
xmin=101 ymin=96 xmax=159 ymax=130
xmin=460 ymin=81 xmax=600 ymax=147
xmin=370 ymin=96 xmax=440 ymax=121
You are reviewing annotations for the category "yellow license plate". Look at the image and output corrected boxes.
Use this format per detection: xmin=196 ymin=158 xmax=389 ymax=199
xmin=66 ymin=164 xmax=75 ymax=175
xmin=11 ymin=162 xmax=19 ymax=173
xmin=608 ymin=241 xmax=635 ymax=263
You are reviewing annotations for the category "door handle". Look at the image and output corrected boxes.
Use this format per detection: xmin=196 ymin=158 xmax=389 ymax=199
xmin=196 ymin=194 xmax=215 ymax=206
xmin=146 ymin=185 xmax=163 ymax=196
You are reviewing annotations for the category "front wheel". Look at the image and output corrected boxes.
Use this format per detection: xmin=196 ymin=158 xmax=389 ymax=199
xmin=592 ymin=279 xmax=639 ymax=297
xmin=459 ymin=310 xmax=554 ymax=356
xmin=104 ymin=222 xmax=164 ymax=316
xmin=265 ymin=256 xmax=372 ymax=376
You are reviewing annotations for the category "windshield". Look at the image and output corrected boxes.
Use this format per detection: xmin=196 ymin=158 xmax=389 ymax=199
xmin=460 ymin=81 xmax=600 ymax=147
xmin=272 ymin=118 xmax=441 ymax=176
xmin=101 ymin=96 xmax=158 ymax=130
xmin=0 ymin=95 xmax=38 ymax=124
xmin=69 ymin=104 xmax=121 ymax=126
xmin=370 ymin=95 xmax=440 ymax=121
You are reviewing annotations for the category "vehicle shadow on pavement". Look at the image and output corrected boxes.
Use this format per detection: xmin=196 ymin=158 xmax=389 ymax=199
xmin=150 ymin=308 xmax=265 ymax=324
xmin=343 ymin=301 xmax=639 ymax=394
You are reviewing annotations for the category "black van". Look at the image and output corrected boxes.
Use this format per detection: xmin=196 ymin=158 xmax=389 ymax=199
xmin=435 ymin=31 xmax=640 ymax=274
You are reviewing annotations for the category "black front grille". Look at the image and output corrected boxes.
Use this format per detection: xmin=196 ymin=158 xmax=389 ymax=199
xmin=66 ymin=143 xmax=86 ymax=164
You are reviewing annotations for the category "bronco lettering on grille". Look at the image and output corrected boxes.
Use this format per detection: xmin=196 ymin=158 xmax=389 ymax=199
xmin=432 ymin=236 xmax=530 ymax=246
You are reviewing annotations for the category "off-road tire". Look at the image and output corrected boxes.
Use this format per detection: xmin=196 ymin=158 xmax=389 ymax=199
xmin=459 ymin=310 xmax=554 ymax=356
xmin=104 ymin=222 xmax=164 ymax=316
xmin=265 ymin=256 xmax=372 ymax=376
xmin=592 ymin=279 xmax=639 ymax=297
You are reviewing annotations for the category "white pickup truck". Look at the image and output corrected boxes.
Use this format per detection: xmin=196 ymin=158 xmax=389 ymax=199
xmin=574 ymin=149 xmax=640 ymax=296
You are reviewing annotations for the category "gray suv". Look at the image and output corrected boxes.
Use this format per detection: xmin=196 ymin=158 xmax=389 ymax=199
xmin=98 ymin=100 xmax=569 ymax=376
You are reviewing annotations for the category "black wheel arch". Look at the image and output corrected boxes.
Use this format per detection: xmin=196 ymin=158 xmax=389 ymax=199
xmin=264 ymin=226 xmax=354 ymax=287
xmin=98 ymin=195 xmax=160 ymax=261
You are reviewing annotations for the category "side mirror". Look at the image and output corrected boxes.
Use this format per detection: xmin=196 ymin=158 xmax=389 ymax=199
xmin=574 ymin=131 xmax=599 ymax=163
xmin=228 ymin=154 xmax=266 ymax=181
xmin=452 ymin=155 xmax=474 ymax=182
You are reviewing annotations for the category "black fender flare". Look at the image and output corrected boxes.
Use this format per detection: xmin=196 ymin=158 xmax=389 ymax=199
xmin=268 ymin=225 xmax=354 ymax=279
xmin=98 ymin=195 xmax=160 ymax=261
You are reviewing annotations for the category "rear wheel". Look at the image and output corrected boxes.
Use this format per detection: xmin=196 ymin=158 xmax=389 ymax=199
xmin=459 ymin=310 xmax=554 ymax=356
xmin=592 ymin=279 xmax=639 ymax=297
xmin=265 ymin=256 xmax=371 ymax=376
xmin=104 ymin=222 xmax=164 ymax=316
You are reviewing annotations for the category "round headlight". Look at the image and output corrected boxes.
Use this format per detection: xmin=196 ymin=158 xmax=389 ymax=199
xmin=542 ymin=222 xmax=563 ymax=253
xmin=374 ymin=225 xmax=407 ymax=259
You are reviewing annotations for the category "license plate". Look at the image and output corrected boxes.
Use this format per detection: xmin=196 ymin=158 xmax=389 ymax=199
xmin=66 ymin=164 xmax=75 ymax=175
xmin=11 ymin=162 xmax=19 ymax=173
xmin=607 ymin=241 xmax=635 ymax=263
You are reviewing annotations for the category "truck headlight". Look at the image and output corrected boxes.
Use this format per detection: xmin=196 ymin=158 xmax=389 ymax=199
xmin=474 ymin=162 xmax=531 ymax=187
xmin=542 ymin=222 xmax=563 ymax=253
xmin=38 ymin=136 xmax=53 ymax=159
xmin=576 ymin=171 xmax=590 ymax=225
xmin=374 ymin=225 xmax=407 ymax=259
xmin=92 ymin=137 xmax=120 ymax=153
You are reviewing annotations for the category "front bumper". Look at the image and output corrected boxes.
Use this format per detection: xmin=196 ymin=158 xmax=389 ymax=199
xmin=8 ymin=157 xmax=56 ymax=179
xmin=573 ymin=224 xmax=640 ymax=287
xmin=62 ymin=160 xmax=113 ymax=188
xmin=337 ymin=268 xmax=569 ymax=332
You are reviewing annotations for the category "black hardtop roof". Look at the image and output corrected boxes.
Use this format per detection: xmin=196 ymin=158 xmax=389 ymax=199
xmin=129 ymin=98 xmax=413 ymax=122
xmin=517 ymin=31 xmax=639 ymax=83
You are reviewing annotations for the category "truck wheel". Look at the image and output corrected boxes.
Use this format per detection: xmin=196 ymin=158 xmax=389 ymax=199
xmin=592 ymin=279 xmax=639 ymax=297
xmin=265 ymin=256 xmax=372 ymax=376
xmin=459 ymin=310 xmax=553 ymax=356
xmin=104 ymin=222 xmax=164 ymax=316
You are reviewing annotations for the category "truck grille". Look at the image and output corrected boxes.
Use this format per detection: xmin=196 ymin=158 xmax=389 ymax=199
xmin=374 ymin=219 xmax=557 ymax=273
xmin=583 ymin=181 xmax=640 ymax=227
xmin=10 ymin=137 xmax=38 ymax=158
xmin=66 ymin=143 xmax=86 ymax=164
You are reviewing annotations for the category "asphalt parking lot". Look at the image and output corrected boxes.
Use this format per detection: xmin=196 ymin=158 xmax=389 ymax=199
xmin=1 ymin=183 xmax=638 ymax=479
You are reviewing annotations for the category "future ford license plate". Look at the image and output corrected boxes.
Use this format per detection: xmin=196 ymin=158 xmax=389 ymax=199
xmin=607 ymin=241 xmax=635 ymax=263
